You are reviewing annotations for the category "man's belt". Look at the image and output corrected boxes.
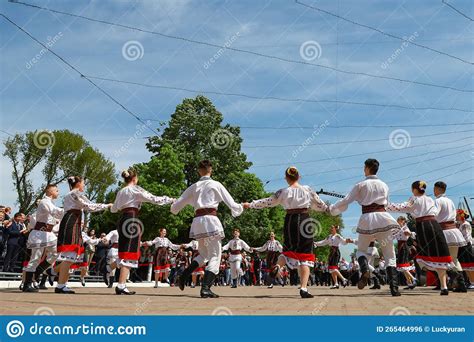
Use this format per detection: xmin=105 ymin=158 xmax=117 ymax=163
xmin=440 ymin=221 xmax=457 ymax=230
xmin=122 ymin=207 xmax=139 ymax=214
xmin=195 ymin=208 xmax=217 ymax=217
xmin=111 ymin=243 xmax=119 ymax=248
xmin=361 ymin=203 xmax=385 ymax=214
xmin=230 ymin=250 xmax=241 ymax=255
xmin=286 ymin=208 xmax=309 ymax=215
xmin=33 ymin=222 xmax=54 ymax=232
xmin=415 ymin=215 xmax=436 ymax=223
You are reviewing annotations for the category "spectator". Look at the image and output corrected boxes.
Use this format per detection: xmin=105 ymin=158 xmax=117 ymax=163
xmin=3 ymin=212 xmax=26 ymax=272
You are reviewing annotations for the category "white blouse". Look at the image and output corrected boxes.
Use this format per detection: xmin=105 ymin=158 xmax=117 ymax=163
xmin=249 ymin=185 xmax=327 ymax=211
xmin=145 ymin=236 xmax=180 ymax=250
xmin=387 ymin=195 xmax=439 ymax=218
xmin=183 ymin=240 xmax=199 ymax=250
xmin=222 ymin=238 xmax=252 ymax=252
xmin=254 ymin=239 xmax=283 ymax=252
xmin=392 ymin=224 xmax=411 ymax=241
xmin=434 ymin=194 xmax=456 ymax=223
xmin=314 ymin=234 xmax=348 ymax=247
xmin=82 ymin=231 xmax=99 ymax=246
xmin=111 ymin=185 xmax=174 ymax=212
xmin=458 ymin=221 xmax=472 ymax=244
xmin=105 ymin=230 xmax=119 ymax=245
xmin=63 ymin=189 xmax=109 ymax=212
xmin=36 ymin=196 xmax=64 ymax=224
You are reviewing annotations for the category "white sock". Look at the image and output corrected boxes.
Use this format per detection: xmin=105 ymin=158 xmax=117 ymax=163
xmin=300 ymin=287 xmax=308 ymax=292
xmin=117 ymin=283 xmax=126 ymax=289
xmin=57 ymin=283 xmax=65 ymax=289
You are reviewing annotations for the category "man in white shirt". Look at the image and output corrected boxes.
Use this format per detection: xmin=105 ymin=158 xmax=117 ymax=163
xmin=171 ymin=160 xmax=243 ymax=298
xmin=222 ymin=228 xmax=253 ymax=288
xmin=329 ymin=159 xmax=401 ymax=296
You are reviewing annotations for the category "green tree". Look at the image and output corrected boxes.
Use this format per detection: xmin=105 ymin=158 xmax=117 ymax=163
xmin=3 ymin=130 xmax=116 ymax=214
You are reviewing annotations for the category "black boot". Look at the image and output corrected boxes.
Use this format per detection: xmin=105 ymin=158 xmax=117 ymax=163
xmin=179 ymin=261 xmax=200 ymax=291
xmin=23 ymin=272 xmax=39 ymax=293
xmin=387 ymin=266 xmax=401 ymax=296
xmin=35 ymin=260 xmax=51 ymax=280
xmin=108 ymin=276 xmax=114 ymax=288
xmin=38 ymin=274 xmax=48 ymax=290
xmin=200 ymin=271 xmax=219 ymax=298
xmin=369 ymin=276 xmax=381 ymax=289
xmin=357 ymin=256 xmax=370 ymax=289
xmin=448 ymin=270 xmax=467 ymax=293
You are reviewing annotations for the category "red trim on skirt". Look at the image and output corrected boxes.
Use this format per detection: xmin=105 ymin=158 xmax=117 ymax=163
xmin=328 ymin=265 xmax=339 ymax=270
xmin=417 ymin=255 xmax=452 ymax=263
xmin=397 ymin=263 xmax=411 ymax=268
xmin=283 ymin=251 xmax=315 ymax=262
xmin=57 ymin=244 xmax=84 ymax=255
xmin=22 ymin=261 xmax=29 ymax=267
xmin=78 ymin=262 xmax=88 ymax=267
xmin=460 ymin=262 xmax=474 ymax=268
xmin=154 ymin=264 xmax=171 ymax=270
xmin=119 ymin=251 xmax=140 ymax=260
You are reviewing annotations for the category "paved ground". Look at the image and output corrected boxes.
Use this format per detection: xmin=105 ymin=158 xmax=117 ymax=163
xmin=1 ymin=285 xmax=473 ymax=316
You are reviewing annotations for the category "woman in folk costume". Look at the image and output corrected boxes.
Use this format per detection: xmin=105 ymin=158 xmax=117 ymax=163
xmin=111 ymin=169 xmax=175 ymax=295
xmin=55 ymin=176 xmax=111 ymax=294
xmin=433 ymin=181 xmax=468 ymax=292
xmin=386 ymin=181 xmax=455 ymax=295
xmin=171 ymin=160 xmax=244 ymax=298
xmin=393 ymin=216 xmax=417 ymax=290
xmin=143 ymin=228 xmax=181 ymax=288
xmin=244 ymin=166 xmax=328 ymax=298
xmin=314 ymin=225 xmax=354 ymax=289
xmin=457 ymin=209 xmax=474 ymax=289
xmin=254 ymin=231 xmax=283 ymax=288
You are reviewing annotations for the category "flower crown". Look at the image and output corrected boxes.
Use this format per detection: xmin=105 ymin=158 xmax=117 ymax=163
xmin=286 ymin=166 xmax=298 ymax=176
xmin=418 ymin=180 xmax=426 ymax=190
xmin=122 ymin=169 xmax=130 ymax=177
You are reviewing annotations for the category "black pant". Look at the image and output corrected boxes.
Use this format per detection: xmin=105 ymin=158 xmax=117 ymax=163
xmin=3 ymin=244 xmax=21 ymax=272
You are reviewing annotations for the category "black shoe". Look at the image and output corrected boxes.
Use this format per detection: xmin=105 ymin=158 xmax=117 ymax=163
xmin=358 ymin=271 xmax=370 ymax=289
xmin=46 ymin=269 xmax=55 ymax=286
xmin=54 ymin=286 xmax=75 ymax=294
xmin=19 ymin=283 xmax=24 ymax=291
xmin=200 ymin=271 xmax=219 ymax=298
xmin=81 ymin=278 xmax=86 ymax=287
xmin=115 ymin=286 xmax=136 ymax=295
xmin=387 ymin=266 xmax=401 ymax=297
xmin=440 ymin=289 xmax=449 ymax=296
xmin=452 ymin=287 xmax=467 ymax=293
xmin=103 ymin=273 xmax=109 ymax=286
xmin=369 ymin=277 xmax=381 ymax=289
xmin=22 ymin=272 xmax=38 ymax=293
xmin=23 ymin=283 xmax=39 ymax=293
xmin=300 ymin=290 xmax=314 ymax=298
xmin=108 ymin=276 xmax=114 ymax=288
xmin=38 ymin=275 xmax=48 ymax=290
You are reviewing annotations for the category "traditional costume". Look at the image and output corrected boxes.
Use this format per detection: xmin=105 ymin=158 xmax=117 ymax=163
xmin=254 ymin=238 xmax=283 ymax=287
xmin=103 ymin=229 xmax=119 ymax=287
xmin=144 ymin=235 xmax=180 ymax=286
xmin=111 ymin=184 xmax=174 ymax=294
xmin=222 ymin=237 xmax=252 ymax=288
xmin=329 ymin=175 xmax=401 ymax=296
xmin=458 ymin=219 xmax=474 ymax=272
xmin=314 ymin=234 xmax=348 ymax=274
xmin=392 ymin=224 xmax=415 ymax=272
xmin=171 ymin=175 xmax=243 ymax=298
xmin=23 ymin=195 xmax=63 ymax=292
xmin=183 ymin=240 xmax=205 ymax=283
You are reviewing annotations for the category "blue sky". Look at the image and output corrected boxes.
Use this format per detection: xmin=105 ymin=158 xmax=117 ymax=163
xmin=1 ymin=0 xmax=473 ymax=257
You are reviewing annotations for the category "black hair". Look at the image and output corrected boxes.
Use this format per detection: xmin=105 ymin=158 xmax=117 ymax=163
xmin=67 ymin=176 xmax=83 ymax=190
xmin=198 ymin=160 xmax=213 ymax=171
xmin=13 ymin=212 xmax=23 ymax=218
xmin=364 ymin=158 xmax=379 ymax=175
xmin=411 ymin=180 xmax=427 ymax=194
xmin=434 ymin=181 xmax=447 ymax=192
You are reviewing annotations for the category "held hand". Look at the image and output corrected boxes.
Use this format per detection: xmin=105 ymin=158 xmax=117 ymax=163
xmin=242 ymin=202 xmax=250 ymax=209
xmin=107 ymin=203 xmax=113 ymax=208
